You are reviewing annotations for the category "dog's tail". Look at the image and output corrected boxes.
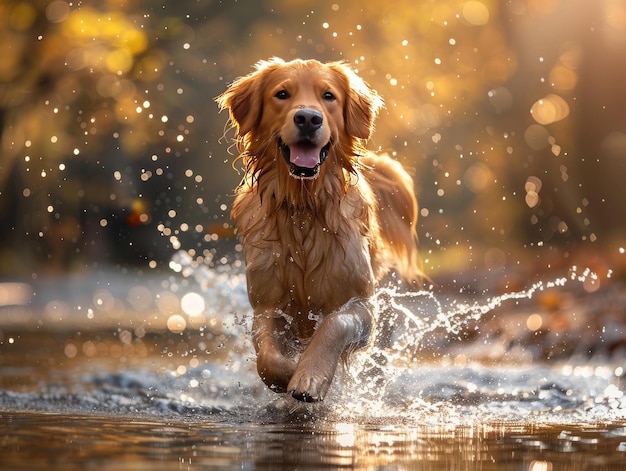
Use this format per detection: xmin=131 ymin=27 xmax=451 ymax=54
xmin=360 ymin=153 xmax=425 ymax=286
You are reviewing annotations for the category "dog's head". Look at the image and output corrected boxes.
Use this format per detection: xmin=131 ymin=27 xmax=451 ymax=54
xmin=217 ymin=58 xmax=383 ymax=180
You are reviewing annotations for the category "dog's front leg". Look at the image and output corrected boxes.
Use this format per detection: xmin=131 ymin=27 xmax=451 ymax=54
xmin=287 ymin=300 xmax=372 ymax=402
xmin=252 ymin=310 xmax=297 ymax=393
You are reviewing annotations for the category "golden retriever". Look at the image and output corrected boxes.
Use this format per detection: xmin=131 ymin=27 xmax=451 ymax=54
xmin=217 ymin=58 xmax=421 ymax=402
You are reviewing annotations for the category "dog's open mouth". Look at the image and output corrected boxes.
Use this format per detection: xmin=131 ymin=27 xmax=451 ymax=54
xmin=279 ymin=139 xmax=330 ymax=179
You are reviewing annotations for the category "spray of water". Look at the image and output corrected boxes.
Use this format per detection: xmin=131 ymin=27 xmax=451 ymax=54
xmin=169 ymin=250 xmax=623 ymax=424
xmin=329 ymin=276 xmax=572 ymax=419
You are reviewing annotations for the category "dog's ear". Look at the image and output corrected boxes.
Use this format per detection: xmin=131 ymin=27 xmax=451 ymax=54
xmin=216 ymin=59 xmax=284 ymax=138
xmin=216 ymin=73 xmax=262 ymax=138
xmin=335 ymin=64 xmax=384 ymax=140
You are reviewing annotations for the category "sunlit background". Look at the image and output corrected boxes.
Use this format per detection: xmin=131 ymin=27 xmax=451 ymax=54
xmin=1 ymin=0 xmax=625 ymax=279
xmin=1 ymin=4 xmax=626 ymax=465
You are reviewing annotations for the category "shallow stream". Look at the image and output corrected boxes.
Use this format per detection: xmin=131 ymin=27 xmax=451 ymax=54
xmin=1 ymin=253 xmax=625 ymax=469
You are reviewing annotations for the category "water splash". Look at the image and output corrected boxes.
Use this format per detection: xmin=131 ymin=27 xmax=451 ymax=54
xmin=169 ymin=249 xmax=251 ymax=334
xmin=163 ymin=250 xmax=625 ymax=425
xmin=373 ymin=273 xmax=569 ymax=351
xmin=0 ymin=252 xmax=623 ymax=426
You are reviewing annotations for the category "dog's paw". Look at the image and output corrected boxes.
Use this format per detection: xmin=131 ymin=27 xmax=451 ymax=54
xmin=287 ymin=363 xmax=336 ymax=402
xmin=257 ymin=350 xmax=297 ymax=393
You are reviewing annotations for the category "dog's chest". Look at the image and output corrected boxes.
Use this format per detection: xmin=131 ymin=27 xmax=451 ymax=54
xmin=276 ymin=208 xmax=374 ymax=307
xmin=236 ymin=183 xmax=377 ymax=318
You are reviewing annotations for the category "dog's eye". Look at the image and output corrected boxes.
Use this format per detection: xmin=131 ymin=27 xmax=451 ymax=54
xmin=275 ymin=90 xmax=290 ymax=100
xmin=322 ymin=91 xmax=336 ymax=101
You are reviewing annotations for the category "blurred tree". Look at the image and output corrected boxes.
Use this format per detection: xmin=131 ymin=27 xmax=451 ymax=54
xmin=0 ymin=0 xmax=169 ymax=272
xmin=0 ymin=0 xmax=244 ymax=273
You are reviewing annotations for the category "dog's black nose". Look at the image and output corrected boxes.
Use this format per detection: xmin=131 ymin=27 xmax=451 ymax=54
xmin=294 ymin=109 xmax=323 ymax=133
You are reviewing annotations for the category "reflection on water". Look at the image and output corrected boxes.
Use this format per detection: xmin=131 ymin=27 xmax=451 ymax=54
xmin=2 ymin=412 xmax=626 ymax=470
xmin=0 ymin=254 xmax=625 ymax=468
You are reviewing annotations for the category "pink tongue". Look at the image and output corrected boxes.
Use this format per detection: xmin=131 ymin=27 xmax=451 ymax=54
xmin=290 ymin=144 xmax=320 ymax=168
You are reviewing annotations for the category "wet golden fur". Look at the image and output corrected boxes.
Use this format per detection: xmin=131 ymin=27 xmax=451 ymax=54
xmin=217 ymin=58 xmax=421 ymax=402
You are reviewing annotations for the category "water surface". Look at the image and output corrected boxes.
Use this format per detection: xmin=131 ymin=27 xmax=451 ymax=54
xmin=1 ymin=257 xmax=625 ymax=469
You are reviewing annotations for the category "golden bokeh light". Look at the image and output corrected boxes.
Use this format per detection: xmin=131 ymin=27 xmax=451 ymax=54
xmin=46 ymin=0 xmax=70 ymax=23
xmin=167 ymin=314 xmax=187 ymax=334
xmin=9 ymin=2 xmax=36 ymax=30
xmin=530 ymin=94 xmax=570 ymax=125
xmin=462 ymin=1 xmax=490 ymax=26
xmin=526 ymin=313 xmax=543 ymax=331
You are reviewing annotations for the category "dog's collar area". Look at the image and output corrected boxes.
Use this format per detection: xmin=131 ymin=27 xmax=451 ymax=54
xmin=279 ymin=139 xmax=330 ymax=179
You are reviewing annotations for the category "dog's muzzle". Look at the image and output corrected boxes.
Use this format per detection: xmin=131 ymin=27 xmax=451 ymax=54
xmin=280 ymin=108 xmax=330 ymax=179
